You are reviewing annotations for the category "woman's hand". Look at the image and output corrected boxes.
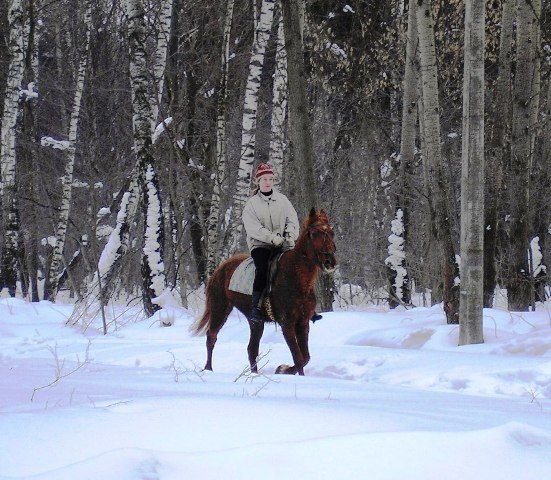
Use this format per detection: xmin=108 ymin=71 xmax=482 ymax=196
xmin=271 ymin=233 xmax=283 ymax=247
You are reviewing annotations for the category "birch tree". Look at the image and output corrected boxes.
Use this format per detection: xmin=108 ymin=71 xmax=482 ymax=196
xmin=416 ymin=0 xmax=459 ymax=323
xmin=20 ymin=0 xmax=42 ymax=302
xmin=206 ymin=0 xmax=235 ymax=276
xmin=269 ymin=7 xmax=288 ymax=183
xmin=44 ymin=0 xmax=92 ymax=301
xmin=0 ymin=0 xmax=26 ymax=297
xmin=229 ymin=0 xmax=275 ymax=253
xmin=126 ymin=0 xmax=167 ymax=317
xmin=149 ymin=0 xmax=173 ymax=126
xmin=387 ymin=0 xmax=417 ymax=307
xmin=459 ymin=0 xmax=485 ymax=345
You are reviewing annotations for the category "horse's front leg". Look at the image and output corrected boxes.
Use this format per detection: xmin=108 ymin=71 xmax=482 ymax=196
xmin=247 ymin=320 xmax=265 ymax=373
xmin=279 ymin=323 xmax=305 ymax=375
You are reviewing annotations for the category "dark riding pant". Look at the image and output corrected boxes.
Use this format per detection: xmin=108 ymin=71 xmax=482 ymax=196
xmin=251 ymin=247 xmax=272 ymax=293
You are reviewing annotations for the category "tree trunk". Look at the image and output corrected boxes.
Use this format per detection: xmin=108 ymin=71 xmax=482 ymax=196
xmin=282 ymin=0 xmax=333 ymax=311
xmin=458 ymin=0 xmax=485 ymax=345
xmin=0 ymin=0 xmax=26 ymax=297
xmin=44 ymin=1 xmax=92 ymax=301
xmin=149 ymin=0 xmax=173 ymax=128
xmin=505 ymin=0 xmax=540 ymax=311
xmin=416 ymin=0 xmax=459 ymax=323
xmin=269 ymin=7 xmax=288 ymax=182
xmin=388 ymin=0 xmax=417 ymax=307
xmin=126 ymin=0 xmax=167 ymax=317
xmin=229 ymin=0 xmax=276 ymax=253
xmin=281 ymin=0 xmax=317 ymax=215
xmin=206 ymin=0 xmax=235 ymax=276
xmin=21 ymin=0 xmax=41 ymax=302
xmin=484 ymin=0 xmax=514 ymax=307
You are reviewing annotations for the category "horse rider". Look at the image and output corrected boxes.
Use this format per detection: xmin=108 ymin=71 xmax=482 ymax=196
xmin=242 ymin=163 xmax=322 ymax=323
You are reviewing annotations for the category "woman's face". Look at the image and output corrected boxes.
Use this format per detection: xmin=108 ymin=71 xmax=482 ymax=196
xmin=258 ymin=174 xmax=275 ymax=193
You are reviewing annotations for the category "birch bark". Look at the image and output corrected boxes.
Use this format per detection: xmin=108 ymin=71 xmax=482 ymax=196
xmin=206 ymin=0 xmax=235 ymax=276
xmin=459 ymin=0 xmax=485 ymax=345
xmin=387 ymin=0 xmax=417 ymax=307
xmin=416 ymin=0 xmax=459 ymax=323
xmin=45 ymin=1 xmax=92 ymax=301
xmin=21 ymin=0 xmax=41 ymax=302
xmin=126 ymin=0 xmax=167 ymax=317
xmin=229 ymin=0 xmax=275 ymax=253
xmin=150 ymin=0 xmax=173 ymax=127
xmin=0 ymin=0 xmax=26 ymax=296
xmin=269 ymin=8 xmax=288 ymax=183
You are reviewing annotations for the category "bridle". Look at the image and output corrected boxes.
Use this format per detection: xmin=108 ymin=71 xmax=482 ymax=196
xmin=305 ymin=221 xmax=336 ymax=268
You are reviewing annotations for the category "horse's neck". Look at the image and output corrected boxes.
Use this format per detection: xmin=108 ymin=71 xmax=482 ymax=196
xmin=289 ymin=245 xmax=319 ymax=291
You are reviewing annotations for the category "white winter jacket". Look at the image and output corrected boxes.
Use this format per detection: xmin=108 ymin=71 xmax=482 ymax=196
xmin=242 ymin=189 xmax=299 ymax=251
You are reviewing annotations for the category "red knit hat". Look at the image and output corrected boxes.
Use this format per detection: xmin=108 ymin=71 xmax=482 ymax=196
xmin=255 ymin=163 xmax=275 ymax=180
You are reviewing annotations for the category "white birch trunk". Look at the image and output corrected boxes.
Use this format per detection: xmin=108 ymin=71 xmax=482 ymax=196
xmin=269 ymin=10 xmax=288 ymax=183
xmin=0 ymin=0 xmax=26 ymax=296
xmin=45 ymin=1 xmax=92 ymax=301
xmin=126 ymin=0 xmax=166 ymax=317
xmin=459 ymin=0 xmax=485 ymax=345
xmin=388 ymin=0 xmax=418 ymax=307
xmin=229 ymin=0 xmax=276 ymax=252
xmin=150 ymin=0 xmax=173 ymax=128
xmin=206 ymin=0 xmax=235 ymax=276
xmin=416 ymin=0 xmax=459 ymax=323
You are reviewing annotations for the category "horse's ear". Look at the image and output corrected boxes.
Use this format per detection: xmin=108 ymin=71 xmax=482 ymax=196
xmin=309 ymin=207 xmax=317 ymax=218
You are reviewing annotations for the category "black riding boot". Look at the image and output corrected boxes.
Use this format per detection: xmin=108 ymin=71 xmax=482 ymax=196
xmin=250 ymin=290 xmax=263 ymax=323
xmin=311 ymin=312 xmax=322 ymax=322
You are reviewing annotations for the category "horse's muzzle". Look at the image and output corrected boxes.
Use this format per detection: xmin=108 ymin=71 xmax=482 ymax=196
xmin=321 ymin=255 xmax=337 ymax=274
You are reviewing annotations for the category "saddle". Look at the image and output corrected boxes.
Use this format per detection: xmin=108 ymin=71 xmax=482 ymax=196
xmin=228 ymin=250 xmax=284 ymax=296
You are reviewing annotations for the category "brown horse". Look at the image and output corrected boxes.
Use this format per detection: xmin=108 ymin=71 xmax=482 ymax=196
xmin=191 ymin=208 xmax=337 ymax=375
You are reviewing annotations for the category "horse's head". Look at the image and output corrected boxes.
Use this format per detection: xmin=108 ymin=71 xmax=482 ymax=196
xmin=303 ymin=208 xmax=337 ymax=273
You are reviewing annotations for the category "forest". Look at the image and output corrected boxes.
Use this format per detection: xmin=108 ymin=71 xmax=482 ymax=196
xmin=0 ymin=0 xmax=550 ymax=338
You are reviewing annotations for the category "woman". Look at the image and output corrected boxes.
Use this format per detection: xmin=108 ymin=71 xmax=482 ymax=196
xmin=242 ymin=163 xmax=299 ymax=322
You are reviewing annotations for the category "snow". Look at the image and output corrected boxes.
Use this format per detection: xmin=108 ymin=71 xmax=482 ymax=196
xmin=1 ymin=297 xmax=551 ymax=479
xmin=21 ymin=82 xmax=38 ymax=100
xmin=386 ymin=209 xmax=407 ymax=301
xmin=530 ymin=237 xmax=546 ymax=277
xmin=41 ymin=136 xmax=72 ymax=150
xmin=97 ymin=192 xmax=131 ymax=276
xmin=152 ymin=117 xmax=173 ymax=144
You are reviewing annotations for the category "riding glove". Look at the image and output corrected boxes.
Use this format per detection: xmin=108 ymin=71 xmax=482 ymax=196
xmin=271 ymin=233 xmax=284 ymax=247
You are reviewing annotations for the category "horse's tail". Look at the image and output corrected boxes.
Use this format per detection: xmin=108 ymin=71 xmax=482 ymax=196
xmin=190 ymin=263 xmax=223 ymax=336
xmin=190 ymin=254 xmax=246 ymax=336
xmin=190 ymin=282 xmax=212 ymax=336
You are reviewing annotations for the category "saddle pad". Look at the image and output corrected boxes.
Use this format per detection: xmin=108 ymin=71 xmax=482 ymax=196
xmin=228 ymin=257 xmax=255 ymax=295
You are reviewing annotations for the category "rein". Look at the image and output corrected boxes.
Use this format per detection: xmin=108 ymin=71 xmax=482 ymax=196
xmin=300 ymin=221 xmax=336 ymax=267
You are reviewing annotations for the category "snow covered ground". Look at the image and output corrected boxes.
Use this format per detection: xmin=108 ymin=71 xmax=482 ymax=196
xmin=1 ymin=295 xmax=551 ymax=479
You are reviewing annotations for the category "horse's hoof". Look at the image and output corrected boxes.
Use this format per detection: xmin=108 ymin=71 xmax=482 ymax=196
xmin=275 ymin=364 xmax=294 ymax=374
